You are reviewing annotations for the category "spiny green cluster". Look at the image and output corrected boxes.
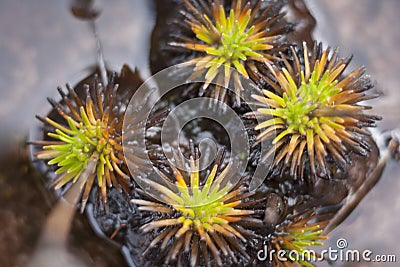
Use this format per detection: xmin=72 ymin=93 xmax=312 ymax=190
xmin=172 ymin=0 xmax=284 ymax=104
xmin=262 ymin=66 xmax=342 ymax=144
xmin=170 ymin=163 xmax=249 ymax=227
xmin=34 ymin=77 xmax=130 ymax=212
xmin=281 ymin=225 xmax=326 ymax=266
xmin=250 ymin=43 xmax=380 ymax=178
xmin=199 ymin=5 xmax=274 ymax=80
xmin=132 ymin=158 xmax=254 ymax=266
xmin=40 ymin=107 xmax=114 ymax=189
xmin=272 ymin=212 xmax=328 ymax=267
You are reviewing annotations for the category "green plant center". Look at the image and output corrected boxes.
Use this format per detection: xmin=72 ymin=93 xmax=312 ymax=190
xmin=72 ymin=120 xmax=111 ymax=162
xmin=280 ymin=70 xmax=340 ymax=136
xmin=204 ymin=9 xmax=265 ymax=64
xmin=216 ymin=24 xmax=253 ymax=62
xmin=175 ymin=198 xmax=226 ymax=224
xmin=283 ymin=100 xmax=315 ymax=133
xmin=169 ymin=165 xmax=235 ymax=228
xmin=45 ymin=109 xmax=115 ymax=184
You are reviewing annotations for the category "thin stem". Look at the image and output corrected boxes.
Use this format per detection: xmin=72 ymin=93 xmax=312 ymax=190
xmin=323 ymin=150 xmax=389 ymax=234
xmin=89 ymin=20 xmax=108 ymax=87
xmin=37 ymin=152 xmax=99 ymax=245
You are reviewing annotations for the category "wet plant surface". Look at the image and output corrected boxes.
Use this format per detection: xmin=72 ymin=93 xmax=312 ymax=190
xmin=0 ymin=0 xmax=399 ymax=267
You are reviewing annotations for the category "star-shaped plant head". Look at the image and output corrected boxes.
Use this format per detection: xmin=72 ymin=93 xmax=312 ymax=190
xmin=33 ymin=74 xmax=133 ymax=212
xmin=171 ymin=0 xmax=291 ymax=105
xmin=131 ymin=149 xmax=256 ymax=266
xmin=247 ymin=42 xmax=381 ymax=180
xmin=269 ymin=208 xmax=328 ymax=267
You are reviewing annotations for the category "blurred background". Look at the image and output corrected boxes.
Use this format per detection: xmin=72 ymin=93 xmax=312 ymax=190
xmin=0 ymin=0 xmax=398 ymax=266
xmin=309 ymin=1 xmax=400 ymax=266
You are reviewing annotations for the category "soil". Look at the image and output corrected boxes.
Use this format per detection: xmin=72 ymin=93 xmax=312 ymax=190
xmin=0 ymin=145 xmax=127 ymax=267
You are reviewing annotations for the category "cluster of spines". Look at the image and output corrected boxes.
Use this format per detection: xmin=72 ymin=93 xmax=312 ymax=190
xmin=246 ymin=42 xmax=380 ymax=180
xmin=270 ymin=208 xmax=328 ymax=267
xmin=131 ymin=149 xmax=257 ymax=266
xmin=33 ymin=74 xmax=131 ymax=212
xmin=170 ymin=0 xmax=291 ymax=104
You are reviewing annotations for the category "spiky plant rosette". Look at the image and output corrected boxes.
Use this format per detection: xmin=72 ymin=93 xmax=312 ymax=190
xmin=269 ymin=208 xmax=328 ymax=267
xmin=168 ymin=0 xmax=291 ymax=105
xmin=32 ymin=74 xmax=132 ymax=212
xmin=247 ymin=42 xmax=381 ymax=180
xmin=220 ymin=190 xmax=331 ymax=266
xmin=131 ymin=149 xmax=258 ymax=266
